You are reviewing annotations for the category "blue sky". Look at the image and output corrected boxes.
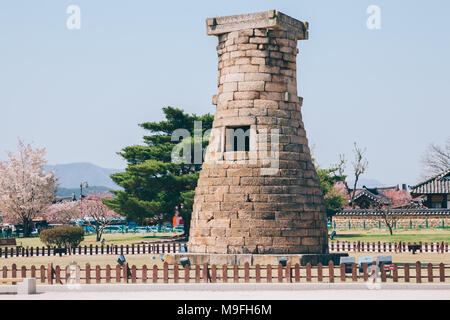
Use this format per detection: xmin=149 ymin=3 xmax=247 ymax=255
xmin=0 ymin=0 xmax=449 ymax=186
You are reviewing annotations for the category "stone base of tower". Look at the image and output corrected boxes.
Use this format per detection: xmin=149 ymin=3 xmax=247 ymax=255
xmin=164 ymin=252 xmax=348 ymax=266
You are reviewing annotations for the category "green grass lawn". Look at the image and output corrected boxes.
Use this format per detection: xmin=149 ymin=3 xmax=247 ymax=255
xmin=11 ymin=232 xmax=183 ymax=248
xmin=330 ymin=229 xmax=450 ymax=243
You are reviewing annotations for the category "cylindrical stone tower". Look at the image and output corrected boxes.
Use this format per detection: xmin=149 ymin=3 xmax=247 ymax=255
xmin=188 ymin=10 xmax=328 ymax=255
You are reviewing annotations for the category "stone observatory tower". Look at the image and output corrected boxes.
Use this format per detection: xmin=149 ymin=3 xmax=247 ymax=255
xmin=188 ymin=10 xmax=329 ymax=256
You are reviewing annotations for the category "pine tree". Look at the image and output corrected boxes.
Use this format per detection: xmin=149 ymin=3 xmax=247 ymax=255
xmin=104 ymin=107 xmax=213 ymax=235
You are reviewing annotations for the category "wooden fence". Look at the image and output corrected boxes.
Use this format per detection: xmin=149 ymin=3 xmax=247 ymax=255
xmin=329 ymin=241 xmax=449 ymax=253
xmin=1 ymin=261 xmax=448 ymax=284
xmin=0 ymin=242 xmax=183 ymax=258
xmin=1 ymin=241 xmax=448 ymax=259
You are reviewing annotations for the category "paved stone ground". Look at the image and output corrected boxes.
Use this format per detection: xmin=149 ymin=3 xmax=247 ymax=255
xmin=2 ymin=289 xmax=450 ymax=300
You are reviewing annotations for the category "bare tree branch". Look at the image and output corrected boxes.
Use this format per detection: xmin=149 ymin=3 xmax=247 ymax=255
xmin=350 ymin=142 xmax=369 ymax=209
xmin=421 ymin=137 xmax=450 ymax=176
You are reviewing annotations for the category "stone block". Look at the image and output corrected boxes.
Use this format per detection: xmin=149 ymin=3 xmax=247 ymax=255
xmin=17 ymin=278 xmax=36 ymax=295
xmin=238 ymin=81 xmax=265 ymax=91
xmin=234 ymin=91 xmax=260 ymax=100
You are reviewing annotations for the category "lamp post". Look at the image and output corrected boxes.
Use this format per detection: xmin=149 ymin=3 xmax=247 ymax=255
xmin=80 ymin=181 xmax=88 ymax=217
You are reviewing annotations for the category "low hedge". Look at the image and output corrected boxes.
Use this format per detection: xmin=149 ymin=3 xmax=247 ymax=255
xmin=39 ymin=226 xmax=84 ymax=248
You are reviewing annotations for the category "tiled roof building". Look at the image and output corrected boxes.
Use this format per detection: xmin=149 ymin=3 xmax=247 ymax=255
xmin=409 ymin=169 xmax=450 ymax=209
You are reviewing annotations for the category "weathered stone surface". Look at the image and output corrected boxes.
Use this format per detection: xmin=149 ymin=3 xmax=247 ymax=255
xmin=188 ymin=11 xmax=328 ymax=255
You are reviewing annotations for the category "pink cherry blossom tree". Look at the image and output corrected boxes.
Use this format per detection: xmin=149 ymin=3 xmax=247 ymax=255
xmin=79 ymin=193 xmax=120 ymax=241
xmin=0 ymin=140 xmax=57 ymax=236
xmin=43 ymin=200 xmax=80 ymax=225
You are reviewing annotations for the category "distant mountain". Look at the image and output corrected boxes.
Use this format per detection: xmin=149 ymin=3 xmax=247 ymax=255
xmin=45 ymin=162 xmax=123 ymax=189
xmin=56 ymin=186 xmax=114 ymax=198
xmin=347 ymin=178 xmax=385 ymax=189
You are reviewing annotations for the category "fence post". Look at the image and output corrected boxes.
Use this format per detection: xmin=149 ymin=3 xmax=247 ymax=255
xmin=277 ymin=264 xmax=283 ymax=283
xmin=427 ymin=263 xmax=433 ymax=283
xmin=404 ymin=263 xmax=410 ymax=282
xmin=380 ymin=264 xmax=386 ymax=282
xmin=163 ymin=262 xmax=169 ymax=283
xmin=244 ymin=262 xmax=250 ymax=283
xmin=174 ymin=265 xmax=179 ymax=284
xmin=40 ymin=265 xmax=45 ymax=283
xmin=294 ymin=264 xmax=300 ymax=282
xmin=222 ymin=265 xmax=227 ymax=283
xmin=115 ymin=264 xmax=121 ymax=283
xmin=20 ymin=265 xmax=26 ymax=278
xmin=351 ymin=263 xmax=357 ymax=282
xmin=55 ymin=266 xmax=61 ymax=284
xmin=255 ymin=264 xmax=261 ymax=283
xmin=266 ymin=264 xmax=272 ymax=283
xmin=202 ymin=263 xmax=210 ymax=283
xmin=123 ymin=262 xmax=129 ymax=283
xmin=11 ymin=264 xmax=17 ymax=278
xmin=328 ymin=261 xmax=334 ymax=283
xmin=211 ymin=265 xmax=217 ymax=283
xmin=85 ymin=263 xmax=91 ymax=284
xmin=153 ymin=265 xmax=158 ymax=283
xmin=416 ymin=261 xmax=421 ymax=283
xmin=317 ymin=263 xmax=323 ymax=282
xmin=142 ymin=265 xmax=147 ymax=283
xmin=31 ymin=265 xmax=36 ymax=279
xmin=184 ymin=265 xmax=190 ymax=283
xmin=96 ymin=265 xmax=101 ymax=284
xmin=47 ymin=263 xmax=53 ymax=284
xmin=439 ymin=263 xmax=445 ymax=282
xmin=340 ymin=263 xmax=345 ymax=282
xmin=363 ymin=263 xmax=368 ymax=282
xmin=393 ymin=264 xmax=398 ymax=282
xmin=106 ymin=265 xmax=111 ymax=283
xmin=306 ymin=263 xmax=312 ymax=282
xmin=89 ymin=244 xmax=93 ymax=255
xmin=131 ymin=265 xmax=137 ymax=283
xmin=286 ymin=262 xmax=292 ymax=283
xmin=195 ymin=265 xmax=201 ymax=283
xmin=233 ymin=265 xmax=239 ymax=283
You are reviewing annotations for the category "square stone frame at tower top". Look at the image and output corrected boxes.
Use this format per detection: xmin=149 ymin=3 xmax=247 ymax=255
xmin=182 ymin=10 xmax=332 ymax=260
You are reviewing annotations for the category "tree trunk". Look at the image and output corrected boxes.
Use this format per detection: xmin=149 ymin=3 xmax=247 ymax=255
xmin=23 ymin=217 xmax=31 ymax=237
xmin=382 ymin=212 xmax=394 ymax=235
xmin=95 ymin=222 xmax=101 ymax=242
xmin=351 ymin=178 xmax=359 ymax=209
xmin=387 ymin=222 xmax=393 ymax=236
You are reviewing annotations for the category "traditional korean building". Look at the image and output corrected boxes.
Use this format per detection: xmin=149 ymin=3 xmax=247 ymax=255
xmin=331 ymin=170 xmax=450 ymax=230
xmin=409 ymin=169 xmax=450 ymax=209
